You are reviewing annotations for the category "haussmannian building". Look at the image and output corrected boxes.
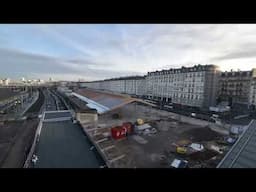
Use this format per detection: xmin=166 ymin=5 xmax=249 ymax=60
xmin=249 ymin=77 xmax=256 ymax=109
xmin=218 ymin=68 xmax=256 ymax=109
xmin=79 ymin=64 xmax=221 ymax=109
xmin=146 ymin=64 xmax=220 ymax=109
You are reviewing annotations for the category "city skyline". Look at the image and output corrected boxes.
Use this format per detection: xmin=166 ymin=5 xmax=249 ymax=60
xmin=1 ymin=24 xmax=256 ymax=81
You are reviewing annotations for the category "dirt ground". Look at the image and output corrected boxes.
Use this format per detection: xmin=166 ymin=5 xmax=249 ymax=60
xmin=0 ymin=119 xmax=39 ymax=168
xmin=181 ymin=127 xmax=223 ymax=142
xmin=98 ymin=102 xmax=227 ymax=168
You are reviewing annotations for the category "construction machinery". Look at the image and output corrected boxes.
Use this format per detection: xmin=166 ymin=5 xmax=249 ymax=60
xmin=137 ymin=118 xmax=144 ymax=125
xmin=176 ymin=146 xmax=187 ymax=154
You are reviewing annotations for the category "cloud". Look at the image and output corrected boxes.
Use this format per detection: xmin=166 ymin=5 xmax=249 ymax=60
xmin=0 ymin=48 xmax=78 ymax=75
xmin=2 ymin=24 xmax=256 ymax=81
xmin=0 ymin=47 xmax=143 ymax=81
xmin=212 ymin=41 xmax=256 ymax=61
xmin=213 ymin=49 xmax=256 ymax=60
xmin=36 ymin=24 xmax=99 ymax=58
xmin=29 ymin=25 xmax=230 ymax=74
xmin=77 ymin=24 xmax=256 ymax=74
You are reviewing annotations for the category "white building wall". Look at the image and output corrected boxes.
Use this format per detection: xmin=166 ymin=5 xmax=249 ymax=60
xmin=145 ymin=76 xmax=153 ymax=97
xmin=78 ymin=65 xmax=219 ymax=108
xmin=125 ymin=80 xmax=135 ymax=95
xmin=136 ymin=79 xmax=146 ymax=96
xmin=147 ymin=66 xmax=219 ymax=108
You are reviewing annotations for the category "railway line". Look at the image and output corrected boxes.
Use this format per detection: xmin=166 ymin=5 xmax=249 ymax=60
xmin=43 ymin=89 xmax=67 ymax=111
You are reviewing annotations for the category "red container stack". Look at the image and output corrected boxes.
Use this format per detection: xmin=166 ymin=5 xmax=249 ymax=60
xmin=111 ymin=126 xmax=127 ymax=140
xmin=122 ymin=122 xmax=133 ymax=134
xmin=111 ymin=122 xmax=134 ymax=140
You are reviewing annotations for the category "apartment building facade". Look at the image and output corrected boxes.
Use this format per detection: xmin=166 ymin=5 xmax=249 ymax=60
xmin=80 ymin=76 xmax=147 ymax=96
xmin=146 ymin=64 xmax=220 ymax=108
xmin=218 ymin=69 xmax=256 ymax=108
xmin=249 ymin=77 xmax=256 ymax=109
xmin=0 ymin=78 xmax=10 ymax=86
xmin=79 ymin=64 xmax=220 ymax=109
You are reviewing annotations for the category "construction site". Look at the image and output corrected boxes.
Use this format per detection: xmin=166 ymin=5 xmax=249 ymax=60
xmin=64 ymin=87 xmax=232 ymax=168
xmin=0 ymin=85 xmax=239 ymax=168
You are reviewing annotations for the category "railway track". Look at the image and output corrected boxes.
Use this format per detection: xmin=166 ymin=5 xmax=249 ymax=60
xmin=45 ymin=89 xmax=67 ymax=111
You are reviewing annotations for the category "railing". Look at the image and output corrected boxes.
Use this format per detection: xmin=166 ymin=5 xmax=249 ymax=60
xmin=23 ymin=96 xmax=46 ymax=168
xmin=23 ymin=112 xmax=45 ymax=168
xmin=217 ymin=119 xmax=255 ymax=168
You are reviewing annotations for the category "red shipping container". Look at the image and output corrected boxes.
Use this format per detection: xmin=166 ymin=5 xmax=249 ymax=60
xmin=111 ymin=126 xmax=127 ymax=140
xmin=122 ymin=122 xmax=133 ymax=134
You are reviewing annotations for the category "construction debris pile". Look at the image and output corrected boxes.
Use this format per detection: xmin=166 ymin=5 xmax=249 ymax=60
xmin=165 ymin=124 xmax=247 ymax=168
xmin=166 ymin=139 xmax=226 ymax=168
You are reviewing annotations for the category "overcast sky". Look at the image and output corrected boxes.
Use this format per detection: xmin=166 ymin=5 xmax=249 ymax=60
xmin=0 ymin=24 xmax=256 ymax=81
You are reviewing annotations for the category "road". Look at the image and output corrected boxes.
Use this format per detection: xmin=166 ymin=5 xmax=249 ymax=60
xmin=142 ymin=98 xmax=255 ymax=125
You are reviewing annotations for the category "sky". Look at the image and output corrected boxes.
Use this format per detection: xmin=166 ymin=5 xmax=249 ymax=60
xmin=0 ymin=24 xmax=256 ymax=81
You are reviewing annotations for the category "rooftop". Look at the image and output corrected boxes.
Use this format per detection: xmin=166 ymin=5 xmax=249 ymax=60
xmin=148 ymin=64 xmax=219 ymax=75
xmin=221 ymin=70 xmax=252 ymax=77
xmin=217 ymin=120 xmax=256 ymax=168
xmin=34 ymin=111 xmax=102 ymax=168
xmin=81 ymin=75 xmax=146 ymax=84
xmin=73 ymin=88 xmax=136 ymax=114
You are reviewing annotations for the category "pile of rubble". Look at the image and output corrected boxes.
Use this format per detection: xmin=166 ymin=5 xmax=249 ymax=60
xmin=165 ymin=139 xmax=229 ymax=168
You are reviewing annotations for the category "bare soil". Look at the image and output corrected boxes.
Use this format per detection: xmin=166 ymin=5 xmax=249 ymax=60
xmin=97 ymin=102 xmax=225 ymax=168
xmin=181 ymin=127 xmax=222 ymax=142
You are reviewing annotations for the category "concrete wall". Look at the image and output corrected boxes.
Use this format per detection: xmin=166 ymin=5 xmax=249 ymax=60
xmin=76 ymin=112 xmax=98 ymax=127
